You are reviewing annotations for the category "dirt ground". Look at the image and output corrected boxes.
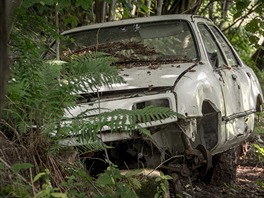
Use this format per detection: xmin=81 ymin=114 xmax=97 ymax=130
xmin=193 ymin=135 xmax=264 ymax=198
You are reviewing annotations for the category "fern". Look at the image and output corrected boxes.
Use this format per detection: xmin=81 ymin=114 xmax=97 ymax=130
xmin=63 ymin=53 xmax=125 ymax=93
xmin=4 ymin=46 xmax=125 ymax=136
xmin=61 ymin=106 xmax=182 ymax=144
xmin=78 ymin=142 xmax=112 ymax=154
xmin=4 ymin=7 xmax=184 ymax=165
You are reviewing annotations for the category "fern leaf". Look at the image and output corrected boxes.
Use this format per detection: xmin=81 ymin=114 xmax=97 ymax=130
xmin=65 ymin=106 xmax=182 ymax=144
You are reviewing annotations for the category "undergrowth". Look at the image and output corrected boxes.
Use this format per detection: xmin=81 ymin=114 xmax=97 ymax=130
xmin=0 ymin=7 xmax=174 ymax=198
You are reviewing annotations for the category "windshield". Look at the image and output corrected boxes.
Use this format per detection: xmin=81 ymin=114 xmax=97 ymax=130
xmin=54 ymin=20 xmax=198 ymax=66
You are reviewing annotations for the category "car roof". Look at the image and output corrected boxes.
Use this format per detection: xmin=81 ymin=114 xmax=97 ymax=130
xmin=62 ymin=14 xmax=210 ymax=35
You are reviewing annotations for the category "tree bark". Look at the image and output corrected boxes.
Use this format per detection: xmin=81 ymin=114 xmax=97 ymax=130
xmin=6 ymin=0 xmax=22 ymax=35
xmin=219 ymin=0 xmax=231 ymax=29
xmin=0 ymin=0 xmax=22 ymax=118
xmin=108 ymin=0 xmax=117 ymax=21
xmin=146 ymin=0 xmax=151 ymax=16
xmin=95 ymin=0 xmax=106 ymax=23
xmin=0 ymin=0 xmax=8 ymax=118
xmin=162 ymin=0 xmax=202 ymax=15
xmin=208 ymin=0 xmax=214 ymax=21
xmin=156 ymin=0 xmax=163 ymax=15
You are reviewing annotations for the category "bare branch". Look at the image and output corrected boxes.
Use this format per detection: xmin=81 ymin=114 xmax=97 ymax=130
xmin=0 ymin=156 xmax=37 ymax=194
xmin=222 ymin=2 xmax=262 ymax=32
xmin=182 ymin=0 xmax=203 ymax=14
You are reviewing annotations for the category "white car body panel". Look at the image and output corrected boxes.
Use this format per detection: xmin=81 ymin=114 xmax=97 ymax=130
xmin=57 ymin=15 xmax=263 ymax=158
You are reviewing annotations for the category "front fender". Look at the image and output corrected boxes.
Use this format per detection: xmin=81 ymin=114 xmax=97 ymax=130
xmin=173 ymin=64 xmax=224 ymax=118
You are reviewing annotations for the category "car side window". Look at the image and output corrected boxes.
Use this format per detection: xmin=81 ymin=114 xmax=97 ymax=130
xmin=209 ymin=26 xmax=239 ymax=67
xmin=198 ymin=23 xmax=225 ymax=68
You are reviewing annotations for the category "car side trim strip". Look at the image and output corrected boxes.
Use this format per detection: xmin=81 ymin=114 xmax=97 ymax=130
xmin=222 ymin=109 xmax=256 ymax=121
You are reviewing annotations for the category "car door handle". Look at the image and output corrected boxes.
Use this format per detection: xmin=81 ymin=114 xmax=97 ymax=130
xmin=232 ymin=74 xmax=237 ymax=80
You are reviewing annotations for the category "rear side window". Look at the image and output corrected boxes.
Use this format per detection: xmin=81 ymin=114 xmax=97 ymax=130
xmin=198 ymin=23 xmax=225 ymax=67
xmin=209 ymin=26 xmax=239 ymax=67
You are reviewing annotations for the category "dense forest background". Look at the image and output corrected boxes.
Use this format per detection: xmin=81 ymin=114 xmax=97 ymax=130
xmin=0 ymin=0 xmax=264 ymax=197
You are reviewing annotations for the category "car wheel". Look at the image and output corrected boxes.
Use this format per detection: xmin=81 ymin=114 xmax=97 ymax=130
xmin=209 ymin=148 xmax=237 ymax=185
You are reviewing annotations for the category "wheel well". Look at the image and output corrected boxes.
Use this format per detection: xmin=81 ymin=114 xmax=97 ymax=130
xmin=256 ymin=94 xmax=263 ymax=112
xmin=82 ymin=139 xmax=162 ymax=176
xmin=198 ymin=100 xmax=220 ymax=150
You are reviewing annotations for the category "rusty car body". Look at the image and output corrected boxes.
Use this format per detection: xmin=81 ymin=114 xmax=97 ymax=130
xmin=53 ymin=15 xmax=263 ymax=192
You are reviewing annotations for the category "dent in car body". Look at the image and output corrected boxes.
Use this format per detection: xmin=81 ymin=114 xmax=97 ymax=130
xmin=59 ymin=15 xmax=263 ymax=171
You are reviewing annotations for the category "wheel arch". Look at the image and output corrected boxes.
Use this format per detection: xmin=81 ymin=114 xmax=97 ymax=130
xmin=256 ymin=94 xmax=263 ymax=112
xmin=198 ymin=100 xmax=222 ymax=150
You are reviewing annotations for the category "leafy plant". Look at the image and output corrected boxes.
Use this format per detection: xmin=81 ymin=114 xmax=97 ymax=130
xmin=0 ymin=162 xmax=34 ymax=197
xmin=34 ymin=169 xmax=67 ymax=198
xmin=253 ymin=143 xmax=264 ymax=162
xmin=154 ymin=172 xmax=172 ymax=198
xmin=96 ymin=165 xmax=142 ymax=198
xmin=257 ymin=179 xmax=264 ymax=190
xmin=1 ymin=3 xmax=182 ymax=197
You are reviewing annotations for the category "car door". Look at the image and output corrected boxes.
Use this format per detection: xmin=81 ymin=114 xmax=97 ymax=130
xmin=197 ymin=23 xmax=249 ymax=141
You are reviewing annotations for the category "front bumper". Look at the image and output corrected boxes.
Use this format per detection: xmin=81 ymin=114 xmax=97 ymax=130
xmin=60 ymin=92 xmax=178 ymax=146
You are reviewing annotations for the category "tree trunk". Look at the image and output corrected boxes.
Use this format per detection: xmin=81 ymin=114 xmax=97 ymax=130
xmin=0 ymin=0 xmax=8 ymax=119
xmin=162 ymin=0 xmax=202 ymax=15
xmin=156 ymin=0 xmax=163 ymax=15
xmin=5 ymin=0 xmax=22 ymax=35
xmin=208 ymin=0 xmax=214 ymax=21
xmin=108 ymin=0 xmax=117 ymax=21
xmin=0 ymin=0 xmax=22 ymax=118
xmin=146 ymin=0 xmax=151 ymax=16
xmin=95 ymin=0 xmax=106 ymax=23
xmin=219 ymin=0 xmax=232 ymax=29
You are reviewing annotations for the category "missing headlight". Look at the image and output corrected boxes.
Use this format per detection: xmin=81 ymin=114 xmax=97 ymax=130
xmin=132 ymin=99 xmax=170 ymax=110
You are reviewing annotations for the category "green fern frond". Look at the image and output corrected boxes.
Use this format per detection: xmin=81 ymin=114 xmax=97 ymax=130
xmin=77 ymin=141 xmax=111 ymax=153
xmin=65 ymin=106 xmax=181 ymax=142
xmin=63 ymin=54 xmax=125 ymax=92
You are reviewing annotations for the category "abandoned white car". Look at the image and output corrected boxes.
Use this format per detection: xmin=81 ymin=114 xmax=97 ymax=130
xmin=50 ymin=15 xmax=263 ymax=195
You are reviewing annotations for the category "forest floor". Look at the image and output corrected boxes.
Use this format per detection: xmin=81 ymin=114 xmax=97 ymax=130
xmin=193 ymin=134 xmax=264 ymax=198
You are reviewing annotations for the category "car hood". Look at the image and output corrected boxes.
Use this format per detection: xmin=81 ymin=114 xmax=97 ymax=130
xmin=98 ymin=62 xmax=197 ymax=92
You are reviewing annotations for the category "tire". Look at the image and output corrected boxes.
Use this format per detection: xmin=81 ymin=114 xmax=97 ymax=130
xmin=209 ymin=148 xmax=237 ymax=185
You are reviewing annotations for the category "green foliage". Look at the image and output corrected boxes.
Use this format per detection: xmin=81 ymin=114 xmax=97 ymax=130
xmin=0 ymin=163 xmax=4 ymax=171
xmin=222 ymin=182 xmax=239 ymax=197
xmin=2 ymin=3 xmax=184 ymax=197
xmin=21 ymin=0 xmax=95 ymax=30
xmin=64 ymin=106 xmax=179 ymax=144
xmin=61 ymin=168 xmax=93 ymax=198
xmin=0 ymin=183 xmax=32 ymax=198
xmin=63 ymin=53 xmax=124 ymax=92
xmin=253 ymin=143 xmax=264 ymax=160
xmin=0 ymin=163 xmax=34 ymax=197
xmin=4 ymin=32 xmax=126 ymax=137
xmin=34 ymin=169 xmax=67 ymax=198
xmin=257 ymin=179 xmax=264 ymax=190
xmin=154 ymin=173 xmax=172 ymax=198
xmin=96 ymin=165 xmax=140 ymax=198
xmin=75 ymin=0 xmax=93 ymax=10
xmin=11 ymin=163 xmax=34 ymax=174
xmin=199 ymin=0 xmax=264 ymax=66
xmin=77 ymin=142 xmax=111 ymax=153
